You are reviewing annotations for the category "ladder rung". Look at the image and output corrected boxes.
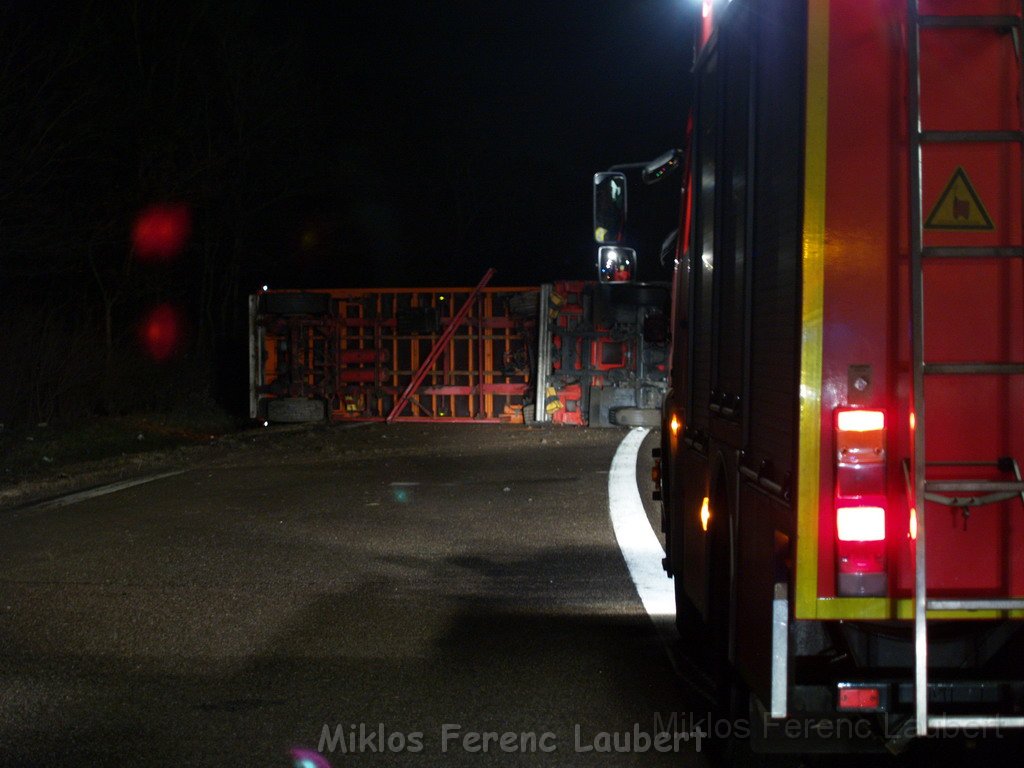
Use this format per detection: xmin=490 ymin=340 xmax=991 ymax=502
xmin=923 ymin=362 xmax=1024 ymax=375
xmin=922 ymin=246 xmax=1024 ymax=259
xmin=928 ymin=716 xmax=1024 ymax=730
xmin=920 ymin=130 xmax=1023 ymax=143
xmin=919 ymin=15 xmax=1022 ymax=29
xmin=927 ymin=598 xmax=1024 ymax=611
xmin=926 ymin=479 xmax=1024 ymax=493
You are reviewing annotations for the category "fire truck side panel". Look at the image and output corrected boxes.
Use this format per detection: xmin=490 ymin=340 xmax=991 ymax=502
xmin=735 ymin=483 xmax=792 ymax=707
xmin=744 ymin=0 xmax=805 ymax=492
xmin=732 ymin=0 xmax=808 ymax=706
xmin=688 ymin=38 xmax=715 ymax=438
xmin=916 ymin=0 xmax=1024 ymax=600
xmin=679 ymin=451 xmax=711 ymax=620
xmin=802 ymin=0 xmax=1024 ymax=618
xmin=665 ymin=0 xmax=1024 ymax=735
xmin=809 ymin=0 xmax=906 ymax=606
xmin=672 ymin=0 xmax=807 ymax=693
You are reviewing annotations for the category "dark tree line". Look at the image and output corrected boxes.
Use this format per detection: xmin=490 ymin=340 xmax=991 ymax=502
xmin=0 ymin=0 xmax=340 ymax=424
xmin=0 ymin=0 xmax=687 ymax=427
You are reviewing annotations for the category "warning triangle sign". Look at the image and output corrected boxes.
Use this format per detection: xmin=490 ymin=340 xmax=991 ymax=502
xmin=924 ymin=166 xmax=994 ymax=231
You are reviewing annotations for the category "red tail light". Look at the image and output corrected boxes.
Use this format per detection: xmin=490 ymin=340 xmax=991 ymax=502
xmin=837 ymin=409 xmax=885 ymax=432
xmin=836 ymin=504 xmax=886 ymax=542
xmin=834 ymin=408 xmax=888 ymax=597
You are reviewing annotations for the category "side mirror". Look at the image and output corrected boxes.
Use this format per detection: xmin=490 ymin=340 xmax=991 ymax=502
xmin=593 ymin=172 xmax=627 ymax=244
xmin=597 ymin=246 xmax=637 ymax=284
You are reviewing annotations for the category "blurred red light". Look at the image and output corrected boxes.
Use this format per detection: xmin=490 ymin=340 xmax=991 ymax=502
xmin=139 ymin=303 xmax=184 ymax=361
xmin=132 ymin=203 xmax=191 ymax=261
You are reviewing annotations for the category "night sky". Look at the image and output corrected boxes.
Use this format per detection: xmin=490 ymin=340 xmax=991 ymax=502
xmin=258 ymin=0 xmax=695 ymax=287
xmin=0 ymin=0 xmax=695 ymax=420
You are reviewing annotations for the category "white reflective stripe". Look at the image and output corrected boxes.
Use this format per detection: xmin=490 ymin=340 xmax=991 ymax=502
xmin=608 ymin=427 xmax=675 ymax=618
xmin=24 ymin=470 xmax=186 ymax=511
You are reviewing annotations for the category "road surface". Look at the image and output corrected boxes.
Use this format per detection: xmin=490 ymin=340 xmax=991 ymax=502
xmin=0 ymin=423 xmax=708 ymax=767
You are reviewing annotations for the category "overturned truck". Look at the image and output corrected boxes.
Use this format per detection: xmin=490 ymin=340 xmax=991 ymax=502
xmin=248 ymin=271 xmax=669 ymax=427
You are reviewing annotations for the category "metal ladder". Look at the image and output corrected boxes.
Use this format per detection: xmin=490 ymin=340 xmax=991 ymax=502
xmin=907 ymin=0 xmax=1024 ymax=736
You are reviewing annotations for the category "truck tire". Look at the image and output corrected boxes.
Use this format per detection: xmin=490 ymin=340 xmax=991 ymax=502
xmin=260 ymin=292 xmax=330 ymax=316
xmin=507 ymin=291 xmax=540 ymax=317
xmin=266 ymin=397 xmax=327 ymax=423
xmin=610 ymin=407 xmax=662 ymax=427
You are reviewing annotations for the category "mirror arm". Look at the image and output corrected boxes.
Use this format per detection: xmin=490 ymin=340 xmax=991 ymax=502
xmin=606 ymin=160 xmax=651 ymax=172
xmin=606 ymin=148 xmax=686 ymax=184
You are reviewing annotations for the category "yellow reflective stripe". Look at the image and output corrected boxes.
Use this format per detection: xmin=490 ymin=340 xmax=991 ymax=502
xmin=813 ymin=598 xmax=1024 ymax=621
xmin=796 ymin=0 xmax=830 ymax=621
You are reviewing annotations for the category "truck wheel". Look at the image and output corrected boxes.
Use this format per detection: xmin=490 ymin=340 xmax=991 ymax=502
xmin=266 ymin=397 xmax=327 ymax=423
xmin=260 ymin=292 xmax=330 ymax=315
xmin=611 ymin=407 xmax=661 ymax=427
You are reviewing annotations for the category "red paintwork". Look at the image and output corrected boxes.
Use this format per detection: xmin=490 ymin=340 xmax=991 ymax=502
xmin=818 ymin=0 xmax=1024 ymax=598
xmin=340 ymin=349 xmax=386 ymax=364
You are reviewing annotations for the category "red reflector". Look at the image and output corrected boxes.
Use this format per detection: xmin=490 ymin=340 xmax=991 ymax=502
xmin=836 ymin=409 xmax=885 ymax=432
xmin=838 ymin=686 xmax=881 ymax=711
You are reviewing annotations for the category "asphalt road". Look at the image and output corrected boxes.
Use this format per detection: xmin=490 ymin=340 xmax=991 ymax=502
xmin=0 ymin=423 xmax=706 ymax=767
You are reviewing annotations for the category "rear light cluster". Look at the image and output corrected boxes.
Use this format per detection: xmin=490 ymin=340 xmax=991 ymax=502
xmin=834 ymin=408 xmax=888 ymax=597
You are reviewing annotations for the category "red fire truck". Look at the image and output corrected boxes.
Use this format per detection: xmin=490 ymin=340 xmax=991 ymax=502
xmin=598 ymin=0 xmax=1024 ymax=751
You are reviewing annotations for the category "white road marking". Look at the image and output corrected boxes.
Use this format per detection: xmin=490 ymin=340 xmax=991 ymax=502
xmin=23 ymin=470 xmax=186 ymax=511
xmin=608 ymin=427 xmax=675 ymax=620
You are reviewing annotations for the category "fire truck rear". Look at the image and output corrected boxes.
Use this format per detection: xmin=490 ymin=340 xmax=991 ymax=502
xmin=598 ymin=0 xmax=1024 ymax=752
